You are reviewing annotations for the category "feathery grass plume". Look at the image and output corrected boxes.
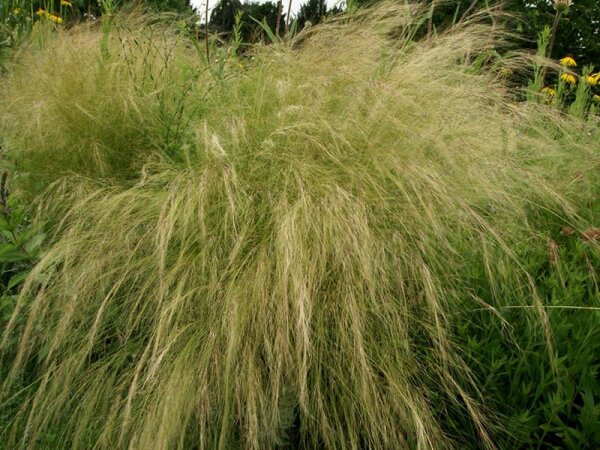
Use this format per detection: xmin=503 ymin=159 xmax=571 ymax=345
xmin=1 ymin=3 xmax=599 ymax=449
xmin=0 ymin=12 xmax=210 ymax=193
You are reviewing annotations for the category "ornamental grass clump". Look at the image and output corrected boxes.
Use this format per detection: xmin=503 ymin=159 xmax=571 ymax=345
xmin=1 ymin=4 xmax=598 ymax=449
xmin=0 ymin=14 xmax=208 ymax=191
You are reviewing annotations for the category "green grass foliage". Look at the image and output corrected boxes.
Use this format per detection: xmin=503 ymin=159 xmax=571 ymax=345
xmin=0 ymin=4 xmax=599 ymax=449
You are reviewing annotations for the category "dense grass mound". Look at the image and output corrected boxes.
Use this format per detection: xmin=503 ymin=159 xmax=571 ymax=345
xmin=1 ymin=4 xmax=598 ymax=449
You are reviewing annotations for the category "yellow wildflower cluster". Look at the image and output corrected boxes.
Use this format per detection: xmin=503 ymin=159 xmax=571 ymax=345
xmin=550 ymin=55 xmax=600 ymax=110
xmin=36 ymin=8 xmax=64 ymax=24
xmin=60 ymin=0 xmax=72 ymax=7
xmin=556 ymin=57 xmax=600 ymax=87
xmin=541 ymin=55 xmax=600 ymax=112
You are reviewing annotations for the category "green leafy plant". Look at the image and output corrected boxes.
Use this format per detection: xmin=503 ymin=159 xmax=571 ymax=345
xmin=0 ymin=168 xmax=44 ymax=445
xmin=0 ymin=170 xmax=44 ymax=303
xmin=449 ymin=177 xmax=600 ymax=448
xmin=528 ymin=25 xmax=551 ymax=100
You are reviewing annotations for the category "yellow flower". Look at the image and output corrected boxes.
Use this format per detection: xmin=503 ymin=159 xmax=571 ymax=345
xmin=585 ymin=75 xmax=598 ymax=86
xmin=46 ymin=13 xmax=64 ymax=24
xmin=559 ymin=56 xmax=577 ymax=67
xmin=541 ymin=86 xmax=557 ymax=97
xmin=35 ymin=8 xmax=64 ymax=24
xmin=561 ymin=73 xmax=577 ymax=85
xmin=60 ymin=0 xmax=72 ymax=6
